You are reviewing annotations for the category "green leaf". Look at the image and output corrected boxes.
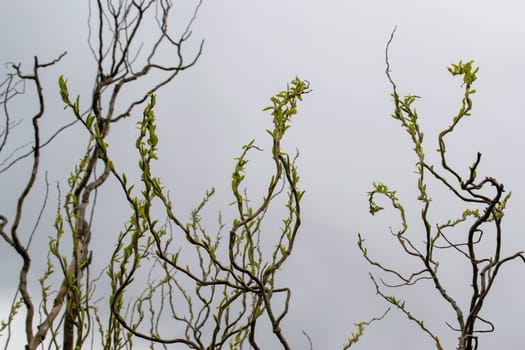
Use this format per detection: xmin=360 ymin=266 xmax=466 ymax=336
xmin=58 ymin=75 xmax=70 ymax=105
xmin=86 ymin=114 xmax=95 ymax=130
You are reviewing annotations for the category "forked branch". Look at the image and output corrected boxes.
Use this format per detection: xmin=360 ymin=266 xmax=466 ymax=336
xmin=360 ymin=28 xmax=525 ymax=350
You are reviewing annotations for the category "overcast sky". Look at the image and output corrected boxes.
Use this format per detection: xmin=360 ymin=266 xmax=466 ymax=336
xmin=2 ymin=1 xmax=525 ymax=349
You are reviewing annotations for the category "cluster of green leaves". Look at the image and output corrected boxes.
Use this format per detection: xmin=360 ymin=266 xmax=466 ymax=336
xmin=93 ymin=79 xmax=311 ymax=349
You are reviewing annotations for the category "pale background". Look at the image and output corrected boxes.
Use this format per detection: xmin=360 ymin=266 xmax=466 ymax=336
xmin=1 ymin=1 xmax=525 ymax=349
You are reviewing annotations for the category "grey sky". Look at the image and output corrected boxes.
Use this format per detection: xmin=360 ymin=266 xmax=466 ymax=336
xmin=1 ymin=1 xmax=525 ymax=349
